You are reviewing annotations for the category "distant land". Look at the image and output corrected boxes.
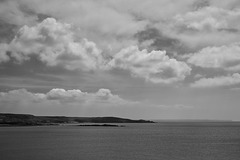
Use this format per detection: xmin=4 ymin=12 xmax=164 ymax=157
xmin=78 ymin=124 xmax=125 ymax=127
xmin=153 ymin=119 xmax=235 ymax=122
xmin=0 ymin=113 xmax=154 ymax=126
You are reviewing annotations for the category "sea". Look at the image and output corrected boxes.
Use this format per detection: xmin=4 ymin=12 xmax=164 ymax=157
xmin=0 ymin=122 xmax=240 ymax=160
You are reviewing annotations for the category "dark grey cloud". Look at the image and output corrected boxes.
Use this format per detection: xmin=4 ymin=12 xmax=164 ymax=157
xmin=218 ymin=28 xmax=239 ymax=33
xmin=0 ymin=1 xmax=51 ymax=43
xmin=18 ymin=2 xmax=52 ymax=23
xmin=192 ymin=0 xmax=210 ymax=10
xmin=135 ymin=27 xmax=188 ymax=55
xmin=0 ymin=55 xmax=85 ymax=92
xmin=0 ymin=20 xmax=18 ymax=43
xmin=37 ymin=13 xmax=52 ymax=22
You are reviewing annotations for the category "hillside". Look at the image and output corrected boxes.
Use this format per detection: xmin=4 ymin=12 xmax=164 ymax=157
xmin=0 ymin=113 xmax=154 ymax=126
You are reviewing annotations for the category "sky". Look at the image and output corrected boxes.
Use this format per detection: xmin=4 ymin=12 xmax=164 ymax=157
xmin=1 ymin=0 xmax=240 ymax=120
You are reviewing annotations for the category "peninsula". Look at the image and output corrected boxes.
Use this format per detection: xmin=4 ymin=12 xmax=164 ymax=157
xmin=0 ymin=113 xmax=154 ymax=126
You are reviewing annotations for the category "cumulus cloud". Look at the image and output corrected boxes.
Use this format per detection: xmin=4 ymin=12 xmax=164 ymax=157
xmin=174 ymin=6 xmax=240 ymax=31
xmin=4 ymin=18 xmax=105 ymax=71
xmin=108 ymin=46 xmax=191 ymax=83
xmin=190 ymin=73 xmax=240 ymax=88
xmin=0 ymin=88 xmax=131 ymax=105
xmin=45 ymin=88 xmax=126 ymax=104
xmin=0 ymin=88 xmax=139 ymax=116
xmin=187 ymin=43 xmax=240 ymax=71
xmin=3 ymin=0 xmax=240 ymax=87
xmin=0 ymin=18 xmax=192 ymax=84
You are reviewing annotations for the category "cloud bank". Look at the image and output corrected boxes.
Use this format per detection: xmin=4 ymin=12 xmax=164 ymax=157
xmin=0 ymin=18 xmax=191 ymax=84
xmin=1 ymin=0 xmax=240 ymax=89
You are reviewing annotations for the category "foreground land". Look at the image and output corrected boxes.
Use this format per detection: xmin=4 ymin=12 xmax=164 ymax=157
xmin=0 ymin=113 xmax=154 ymax=126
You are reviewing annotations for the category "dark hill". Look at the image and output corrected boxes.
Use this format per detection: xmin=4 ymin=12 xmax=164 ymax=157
xmin=0 ymin=113 xmax=154 ymax=126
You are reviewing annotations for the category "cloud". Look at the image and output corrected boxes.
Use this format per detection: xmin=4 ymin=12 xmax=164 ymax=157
xmin=0 ymin=0 xmax=203 ymax=54
xmin=2 ymin=0 xmax=240 ymax=53
xmin=108 ymin=46 xmax=191 ymax=83
xmin=135 ymin=27 xmax=187 ymax=55
xmin=174 ymin=6 xmax=240 ymax=31
xmin=45 ymin=88 xmax=126 ymax=104
xmin=192 ymin=0 xmax=210 ymax=10
xmin=211 ymin=0 xmax=240 ymax=10
xmin=25 ymin=0 xmax=147 ymax=36
xmin=0 ymin=18 xmax=192 ymax=84
xmin=2 ymin=0 xmax=240 ymax=54
xmin=0 ymin=20 xmax=18 ymax=43
xmin=0 ymin=88 xmax=45 ymax=102
xmin=0 ymin=88 xmax=140 ymax=116
xmin=0 ymin=0 xmax=38 ymax=26
xmin=3 ymin=0 xmax=240 ymax=87
xmin=163 ymin=6 xmax=240 ymax=51
xmin=0 ymin=88 xmax=131 ymax=105
xmin=190 ymin=73 xmax=240 ymax=88
xmin=5 ymin=18 xmax=105 ymax=71
xmin=0 ymin=88 xmax=194 ymax=118
xmin=15 ymin=0 xmax=149 ymax=54
xmin=187 ymin=43 xmax=240 ymax=71
xmin=0 ymin=43 xmax=9 ymax=63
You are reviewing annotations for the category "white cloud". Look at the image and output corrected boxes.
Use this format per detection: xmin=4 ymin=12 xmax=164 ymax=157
xmin=190 ymin=73 xmax=240 ymax=88
xmin=46 ymin=88 xmax=126 ymax=104
xmin=187 ymin=43 xmax=240 ymax=71
xmin=7 ymin=18 xmax=104 ymax=71
xmin=174 ymin=7 xmax=240 ymax=31
xmin=108 ymin=46 xmax=191 ymax=83
xmin=0 ymin=88 xmax=138 ymax=116
xmin=0 ymin=88 xmax=131 ymax=105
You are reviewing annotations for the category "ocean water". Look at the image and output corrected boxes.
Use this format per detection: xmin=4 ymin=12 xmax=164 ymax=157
xmin=0 ymin=122 xmax=240 ymax=160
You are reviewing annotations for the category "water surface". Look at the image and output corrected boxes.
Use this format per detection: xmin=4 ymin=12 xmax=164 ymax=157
xmin=0 ymin=122 xmax=240 ymax=160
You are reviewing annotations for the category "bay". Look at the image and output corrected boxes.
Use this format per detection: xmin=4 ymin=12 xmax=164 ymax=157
xmin=0 ymin=122 xmax=240 ymax=160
